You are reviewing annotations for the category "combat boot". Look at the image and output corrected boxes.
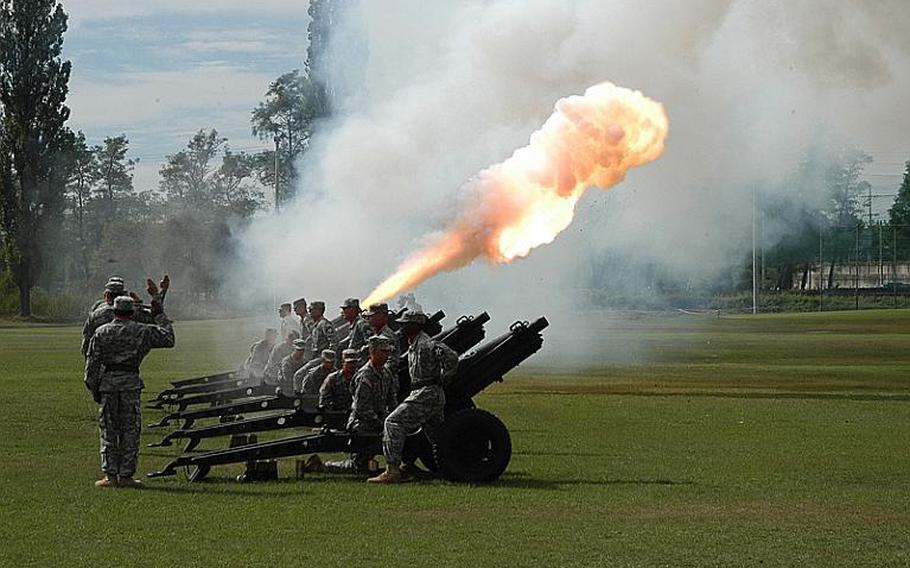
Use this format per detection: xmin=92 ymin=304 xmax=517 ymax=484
xmin=94 ymin=476 xmax=117 ymax=488
xmin=118 ymin=477 xmax=143 ymax=488
xmin=367 ymin=467 xmax=402 ymax=484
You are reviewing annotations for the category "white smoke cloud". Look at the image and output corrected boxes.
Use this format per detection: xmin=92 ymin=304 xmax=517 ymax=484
xmin=232 ymin=0 xmax=910 ymax=350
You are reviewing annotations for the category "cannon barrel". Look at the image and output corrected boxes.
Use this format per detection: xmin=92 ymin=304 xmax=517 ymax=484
xmin=147 ymin=314 xmax=548 ymax=481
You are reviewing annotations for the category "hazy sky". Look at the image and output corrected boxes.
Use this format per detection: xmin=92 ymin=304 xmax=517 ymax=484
xmin=62 ymin=0 xmax=310 ymax=192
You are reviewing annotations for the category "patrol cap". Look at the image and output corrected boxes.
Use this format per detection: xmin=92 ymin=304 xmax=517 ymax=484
xmin=104 ymin=280 xmax=125 ymax=293
xmin=342 ymin=348 xmax=359 ymax=362
xmin=292 ymin=338 xmax=308 ymax=351
xmin=279 ymin=302 xmax=292 ymax=310
xmin=398 ymin=308 xmax=427 ymax=325
xmin=112 ymin=296 xmax=134 ymax=313
xmin=321 ymin=349 xmax=336 ymax=361
xmin=339 ymin=298 xmax=360 ymax=309
xmin=292 ymin=297 xmax=307 ymax=308
xmin=367 ymin=335 xmax=393 ymax=351
xmin=309 ymin=301 xmax=326 ymax=311
xmin=363 ymin=302 xmax=388 ymax=317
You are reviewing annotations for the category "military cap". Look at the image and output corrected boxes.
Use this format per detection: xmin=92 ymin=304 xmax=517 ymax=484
xmin=108 ymin=276 xmax=124 ymax=284
xmin=292 ymin=338 xmax=308 ymax=351
xmin=112 ymin=295 xmax=134 ymax=313
xmin=292 ymin=297 xmax=307 ymax=308
xmin=342 ymin=348 xmax=359 ymax=362
xmin=367 ymin=335 xmax=393 ymax=351
xmin=398 ymin=308 xmax=427 ymax=325
xmin=339 ymin=297 xmax=360 ymax=309
xmin=363 ymin=302 xmax=388 ymax=317
xmin=308 ymin=301 xmax=325 ymax=311
xmin=279 ymin=302 xmax=292 ymax=310
xmin=104 ymin=280 xmax=125 ymax=293
xmin=321 ymin=349 xmax=336 ymax=361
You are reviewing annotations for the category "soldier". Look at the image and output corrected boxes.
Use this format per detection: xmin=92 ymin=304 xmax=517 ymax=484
xmin=242 ymin=328 xmax=278 ymax=380
xmin=84 ymin=295 xmax=175 ymax=488
xmin=319 ymin=348 xmax=358 ymax=411
xmin=296 ymin=349 xmax=335 ymax=396
xmin=262 ymin=329 xmax=300 ymax=386
xmin=369 ymin=309 xmax=458 ymax=484
xmin=89 ymin=276 xmax=124 ymax=312
xmin=81 ymin=276 xmax=167 ymax=357
xmin=362 ymin=302 xmax=399 ymax=375
xmin=297 ymin=301 xmax=336 ymax=375
xmin=277 ymin=302 xmax=294 ymax=341
xmin=292 ymin=297 xmax=313 ymax=339
xmin=277 ymin=338 xmax=308 ymax=396
xmin=316 ymin=335 xmax=398 ymax=474
xmin=340 ymin=297 xmax=372 ymax=355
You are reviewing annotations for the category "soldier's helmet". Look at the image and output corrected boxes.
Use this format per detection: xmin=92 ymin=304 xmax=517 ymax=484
xmin=342 ymin=348 xmax=359 ymax=362
xmin=398 ymin=308 xmax=427 ymax=325
xmin=112 ymin=296 xmax=134 ymax=314
xmin=367 ymin=335 xmax=393 ymax=351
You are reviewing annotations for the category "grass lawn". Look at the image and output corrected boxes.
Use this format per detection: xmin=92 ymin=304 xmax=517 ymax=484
xmin=1 ymin=310 xmax=908 ymax=567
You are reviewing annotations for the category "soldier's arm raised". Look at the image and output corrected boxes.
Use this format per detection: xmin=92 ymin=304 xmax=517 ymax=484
xmin=146 ymin=312 xmax=176 ymax=349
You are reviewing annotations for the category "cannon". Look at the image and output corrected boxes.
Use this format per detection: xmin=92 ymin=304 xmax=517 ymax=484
xmin=148 ymin=316 xmax=548 ymax=483
xmin=149 ymin=312 xmax=490 ymax=438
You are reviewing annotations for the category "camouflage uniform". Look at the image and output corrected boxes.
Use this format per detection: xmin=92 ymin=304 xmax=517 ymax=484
xmin=304 ymin=317 xmax=336 ymax=361
xmin=347 ymin=361 xmax=397 ymax=437
xmin=277 ymin=354 xmax=306 ymax=396
xmin=347 ymin=316 xmax=374 ymax=354
xmin=299 ymin=314 xmax=315 ymax=340
xmin=382 ymin=330 xmax=458 ymax=466
xmin=299 ymin=362 xmax=334 ymax=397
xmin=81 ymin=302 xmax=154 ymax=357
xmin=262 ymin=341 xmax=293 ymax=386
xmin=319 ymin=368 xmax=354 ymax=411
xmin=84 ymin=302 xmax=175 ymax=479
xmin=278 ymin=314 xmax=295 ymax=344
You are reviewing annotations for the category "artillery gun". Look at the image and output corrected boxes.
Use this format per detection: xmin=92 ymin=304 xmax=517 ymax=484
xmin=148 ymin=316 xmax=548 ymax=483
xmin=147 ymin=313 xmax=489 ymax=437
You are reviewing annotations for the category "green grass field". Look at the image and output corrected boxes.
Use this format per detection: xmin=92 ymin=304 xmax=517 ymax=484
xmin=1 ymin=310 xmax=909 ymax=567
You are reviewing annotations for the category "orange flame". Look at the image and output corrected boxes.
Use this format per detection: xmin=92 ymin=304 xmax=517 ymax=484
xmin=364 ymin=82 xmax=668 ymax=306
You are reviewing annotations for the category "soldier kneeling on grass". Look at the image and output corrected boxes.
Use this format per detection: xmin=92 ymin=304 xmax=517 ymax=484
xmin=307 ymin=336 xmax=397 ymax=474
xmin=84 ymin=295 xmax=175 ymax=488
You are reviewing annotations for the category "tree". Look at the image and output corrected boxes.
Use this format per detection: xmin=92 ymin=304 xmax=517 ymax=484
xmin=159 ymin=129 xmax=224 ymax=212
xmin=64 ymin=130 xmax=96 ymax=286
xmin=251 ymin=70 xmax=326 ymax=204
xmin=93 ymin=134 xmax=136 ymax=218
xmin=889 ymin=160 xmax=910 ymax=237
xmin=0 ymin=0 xmax=71 ymax=316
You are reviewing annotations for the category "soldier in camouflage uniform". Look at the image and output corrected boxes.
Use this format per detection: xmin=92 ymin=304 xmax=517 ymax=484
xmin=81 ymin=277 xmax=166 ymax=357
xmin=277 ymin=338 xmax=308 ymax=396
xmin=340 ymin=298 xmax=372 ymax=355
xmin=88 ymin=276 xmax=124 ymax=312
xmin=277 ymin=302 xmax=294 ymax=342
xmin=297 ymin=301 xmax=337 ymax=375
xmin=292 ymin=297 xmax=313 ymax=340
xmin=319 ymin=348 xmax=358 ymax=411
xmin=262 ymin=329 xmax=300 ymax=386
xmin=369 ymin=309 xmax=459 ymax=484
xmin=84 ymin=295 xmax=175 ymax=487
xmin=296 ymin=349 xmax=335 ymax=396
xmin=362 ymin=302 xmax=400 ymax=376
xmin=317 ymin=336 xmax=397 ymax=474
xmin=242 ymin=328 xmax=278 ymax=380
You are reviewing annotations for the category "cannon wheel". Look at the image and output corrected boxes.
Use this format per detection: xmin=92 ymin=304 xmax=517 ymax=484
xmin=434 ymin=408 xmax=511 ymax=483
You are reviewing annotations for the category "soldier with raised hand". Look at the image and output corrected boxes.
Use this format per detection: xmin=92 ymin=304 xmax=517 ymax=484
xmin=84 ymin=295 xmax=175 ymax=488
xmin=81 ymin=278 xmax=125 ymax=356
xmin=317 ymin=336 xmax=398 ymax=474
xmin=296 ymin=349 xmax=335 ymax=396
xmin=319 ymin=348 xmax=358 ymax=411
xmin=369 ymin=309 xmax=459 ymax=484
xmin=262 ymin=329 xmax=300 ymax=386
xmin=277 ymin=338 xmax=308 ymax=396
xmin=81 ymin=275 xmax=168 ymax=357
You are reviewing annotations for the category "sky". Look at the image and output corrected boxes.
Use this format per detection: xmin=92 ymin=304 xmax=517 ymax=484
xmin=62 ymin=0 xmax=311 ymax=192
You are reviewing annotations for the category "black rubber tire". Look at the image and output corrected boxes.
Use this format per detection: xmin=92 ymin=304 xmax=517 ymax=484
xmin=434 ymin=408 xmax=511 ymax=483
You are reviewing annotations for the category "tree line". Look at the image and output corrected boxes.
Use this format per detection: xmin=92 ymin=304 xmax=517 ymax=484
xmin=0 ymin=1 xmax=328 ymax=318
